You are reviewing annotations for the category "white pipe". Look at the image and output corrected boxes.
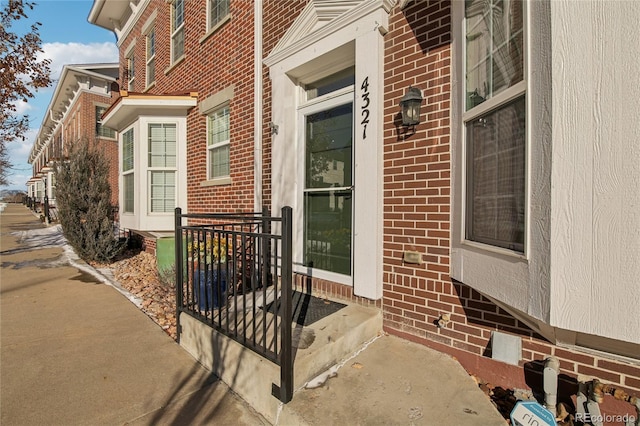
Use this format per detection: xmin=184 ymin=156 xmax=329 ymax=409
xmin=543 ymin=356 xmax=560 ymax=415
xmin=253 ymin=0 xmax=263 ymax=213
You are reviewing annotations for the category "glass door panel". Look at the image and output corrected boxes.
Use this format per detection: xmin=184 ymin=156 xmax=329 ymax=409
xmin=303 ymin=103 xmax=353 ymax=275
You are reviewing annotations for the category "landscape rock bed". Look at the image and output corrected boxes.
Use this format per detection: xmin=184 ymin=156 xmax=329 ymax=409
xmin=100 ymin=250 xmax=178 ymax=340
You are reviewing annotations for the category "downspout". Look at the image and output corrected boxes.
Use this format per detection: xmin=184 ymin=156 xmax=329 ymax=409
xmin=253 ymin=0 xmax=263 ymax=213
xmin=48 ymin=110 xmax=63 ymax=202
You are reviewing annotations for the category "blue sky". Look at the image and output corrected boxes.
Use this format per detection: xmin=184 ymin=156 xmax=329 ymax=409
xmin=2 ymin=0 xmax=119 ymax=191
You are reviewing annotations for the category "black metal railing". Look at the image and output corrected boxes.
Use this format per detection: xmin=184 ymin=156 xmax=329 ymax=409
xmin=43 ymin=195 xmax=50 ymax=223
xmin=174 ymin=206 xmax=293 ymax=403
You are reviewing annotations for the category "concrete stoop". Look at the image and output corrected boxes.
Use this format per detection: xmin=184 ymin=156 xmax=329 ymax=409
xmin=179 ymin=301 xmax=382 ymax=423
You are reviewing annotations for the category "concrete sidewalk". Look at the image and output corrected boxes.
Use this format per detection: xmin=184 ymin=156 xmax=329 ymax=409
xmin=1 ymin=204 xmax=267 ymax=425
xmin=1 ymin=204 xmax=504 ymax=425
xmin=279 ymin=334 xmax=505 ymax=425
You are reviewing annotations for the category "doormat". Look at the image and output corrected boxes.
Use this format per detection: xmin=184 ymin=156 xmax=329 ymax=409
xmin=264 ymin=291 xmax=347 ymax=327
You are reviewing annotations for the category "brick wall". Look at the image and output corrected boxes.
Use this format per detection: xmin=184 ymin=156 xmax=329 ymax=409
xmin=381 ymin=0 xmax=640 ymax=405
xmin=141 ymin=236 xmax=156 ymax=256
xmin=58 ymin=91 xmax=119 ymax=207
xmin=382 ymin=0 xmax=452 ymax=341
xmin=120 ymin=0 xmax=258 ymax=215
xmin=83 ymin=92 xmax=119 ymax=208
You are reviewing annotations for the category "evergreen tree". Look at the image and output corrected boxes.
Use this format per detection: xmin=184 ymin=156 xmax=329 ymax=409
xmin=54 ymin=138 xmax=124 ymax=263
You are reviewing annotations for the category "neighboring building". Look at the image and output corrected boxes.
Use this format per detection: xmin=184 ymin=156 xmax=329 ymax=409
xmin=28 ymin=63 xmax=120 ymax=208
xmin=89 ymin=0 xmax=640 ymax=417
xmin=90 ymin=0 xmax=256 ymax=254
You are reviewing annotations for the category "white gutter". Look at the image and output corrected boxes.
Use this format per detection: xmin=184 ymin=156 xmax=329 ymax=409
xmin=253 ymin=0 xmax=263 ymax=213
xmin=87 ymin=0 xmax=106 ymax=29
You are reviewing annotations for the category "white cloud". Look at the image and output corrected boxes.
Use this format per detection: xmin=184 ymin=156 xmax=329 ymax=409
xmin=2 ymin=128 xmax=39 ymax=190
xmin=13 ymin=100 xmax=33 ymax=115
xmin=39 ymin=41 xmax=119 ymax=80
xmin=13 ymin=128 xmax=39 ymax=157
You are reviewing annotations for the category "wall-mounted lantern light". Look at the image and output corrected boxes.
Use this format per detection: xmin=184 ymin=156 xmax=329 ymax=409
xmin=399 ymin=86 xmax=423 ymax=126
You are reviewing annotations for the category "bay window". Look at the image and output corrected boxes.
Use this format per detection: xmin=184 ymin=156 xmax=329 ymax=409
xmin=148 ymin=124 xmax=177 ymax=213
xmin=464 ymin=0 xmax=525 ymax=252
xmin=122 ymin=128 xmax=134 ymax=213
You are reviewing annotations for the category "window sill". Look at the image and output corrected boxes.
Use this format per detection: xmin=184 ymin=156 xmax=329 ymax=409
xmin=143 ymin=81 xmax=156 ymax=93
xmin=199 ymin=14 xmax=232 ymax=44
xmin=95 ymin=135 xmax=117 ymax=141
xmin=460 ymin=239 xmax=527 ymax=260
xmin=164 ymin=55 xmax=185 ymax=76
xmin=200 ymin=176 xmax=231 ymax=187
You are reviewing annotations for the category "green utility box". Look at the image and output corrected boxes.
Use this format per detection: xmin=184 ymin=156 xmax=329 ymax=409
xmin=156 ymin=237 xmax=176 ymax=277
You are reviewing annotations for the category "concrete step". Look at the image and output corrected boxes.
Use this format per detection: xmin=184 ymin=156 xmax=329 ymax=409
xmin=291 ymin=303 xmax=383 ymax=389
xmin=179 ymin=297 xmax=382 ymax=423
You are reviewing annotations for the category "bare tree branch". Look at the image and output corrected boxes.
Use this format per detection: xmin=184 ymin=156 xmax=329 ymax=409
xmin=0 ymin=0 xmax=51 ymax=186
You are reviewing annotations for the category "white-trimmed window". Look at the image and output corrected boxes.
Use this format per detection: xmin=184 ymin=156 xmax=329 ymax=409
xmin=127 ymin=54 xmax=135 ymax=91
xmin=171 ymin=0 xmax=185 ymax=63
xmin=464 ymin=0 xmax=525 ymax=252
xmin=122 ymin=128 xmax=135 ymax=213
xmin=148 ymin=123 xmax=177 ymax=213
xmin=69 ymin=114 xmax=76 ymax=140
xmin=146 ymin=25 xmax=156 ymax=87
xmin=96 ymin=106 xmax=115 ymax=138
xmin=207 ymin=106 xmax=230 ymax=180
xmin=208 ymin=0 xmax=229 ymax=30
xmin=35 ymin=180 xmax=44 ymax=201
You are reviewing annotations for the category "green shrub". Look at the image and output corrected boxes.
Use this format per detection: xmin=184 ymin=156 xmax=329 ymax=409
xmin=54 ymin=138 xmax=125 ymax=263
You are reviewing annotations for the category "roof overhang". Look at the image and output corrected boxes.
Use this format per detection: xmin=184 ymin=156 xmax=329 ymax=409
xmin=102 ymin=91 xmax=199 ymax=131
xmin=88 ymin=0 xmax=130 ymax=32
xmin=28 ymin=63 xmax=118 ymax=163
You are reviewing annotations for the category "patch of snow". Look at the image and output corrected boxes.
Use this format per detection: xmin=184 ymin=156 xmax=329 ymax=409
xmin=304 ymin=365 xmax=339 ymax=389
xmin=11 ymin=225 xmax=143 ymax=307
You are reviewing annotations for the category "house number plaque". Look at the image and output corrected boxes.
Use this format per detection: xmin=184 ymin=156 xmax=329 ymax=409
xmin=360 ymin=76 xmax=370 ymax=139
